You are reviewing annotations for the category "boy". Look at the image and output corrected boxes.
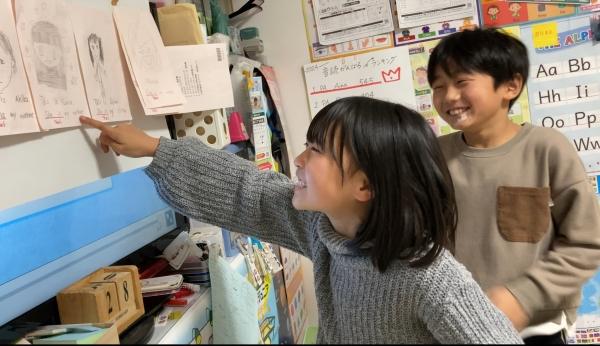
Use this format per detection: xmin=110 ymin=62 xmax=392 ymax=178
xmin=427 ymin=28 xmax=600 ymax=344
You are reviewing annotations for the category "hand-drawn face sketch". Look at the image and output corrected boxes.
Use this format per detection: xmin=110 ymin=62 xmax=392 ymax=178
xmin=135 ymin=38 xmax=160 ymax=71
xmin=0 ymin=31 xmax=17 ymax=93
xmin=132 ymin=20 xmax=161 ymax=72
xmin=31 ymin=20 xmax=66 ymax=90
xmin=87 ymin=33 xmax=107 ymax=103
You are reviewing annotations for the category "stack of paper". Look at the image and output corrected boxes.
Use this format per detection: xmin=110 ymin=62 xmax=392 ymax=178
xmin=112 ymin=2 xmax=186 ymax=116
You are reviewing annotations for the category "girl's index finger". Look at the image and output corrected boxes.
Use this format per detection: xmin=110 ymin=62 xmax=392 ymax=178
xmin=79 ymin=116 xmax=109 ymax=132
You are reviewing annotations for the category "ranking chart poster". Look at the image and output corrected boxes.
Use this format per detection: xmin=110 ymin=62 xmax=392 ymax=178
xmin=521 ymin=15 xmax=600 ymax=175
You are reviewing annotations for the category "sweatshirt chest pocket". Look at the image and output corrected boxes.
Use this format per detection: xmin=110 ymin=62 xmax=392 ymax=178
xmin=497 ymin=186 xmax=551 ymax=243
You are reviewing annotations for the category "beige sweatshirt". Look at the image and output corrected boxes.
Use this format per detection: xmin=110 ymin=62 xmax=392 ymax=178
xmin=439 ymin=122 xmax=600 ymax=326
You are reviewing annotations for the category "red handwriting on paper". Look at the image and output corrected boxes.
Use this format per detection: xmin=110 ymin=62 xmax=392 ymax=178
xmin=382 ymin=67 xmax=401 ymax=82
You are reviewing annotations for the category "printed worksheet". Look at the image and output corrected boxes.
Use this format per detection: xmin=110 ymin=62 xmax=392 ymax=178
xmin=0 ymin=0 xmax=38 ymax=136
xmin=312 ymin=0 xmax=394 ymax=45
xmin=166 ymin=44 xmax=233 ymax=113
xmin=15 ymin=0 xmax=90 ymax=130
xmin=70 ymin=1 xmax=131 ymax=123
xmin=302 ymin=0 xmax=394 ymax=62
xmin=113 ymin=5 xmax=185 ymax=111
xmin=396 ymin=0 xmax=476 ymax=28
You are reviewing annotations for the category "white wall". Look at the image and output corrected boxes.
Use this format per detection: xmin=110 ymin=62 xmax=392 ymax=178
xmin=230 ymin=0 xmax=319 ymax=335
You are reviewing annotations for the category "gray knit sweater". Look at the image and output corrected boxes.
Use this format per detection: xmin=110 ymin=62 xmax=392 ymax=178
xmin=145 ymin=137 xmax=524 ymax=344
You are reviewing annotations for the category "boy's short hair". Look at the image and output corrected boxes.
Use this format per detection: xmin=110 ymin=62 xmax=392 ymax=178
xmin=427 ymin=28 xmax=529 ymax=108
xmin=307 ymin=97 xmax=457 ymax=271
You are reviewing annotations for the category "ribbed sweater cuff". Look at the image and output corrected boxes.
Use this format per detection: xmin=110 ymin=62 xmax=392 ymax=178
xmin=146 ymin=137 xmax=177 ymax=180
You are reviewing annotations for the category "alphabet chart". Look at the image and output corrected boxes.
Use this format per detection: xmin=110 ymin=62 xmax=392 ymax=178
xmin=521 ymin=15 xmax=600 ymax=174
xmin=303 ymin=46 xmax=416 ymax=117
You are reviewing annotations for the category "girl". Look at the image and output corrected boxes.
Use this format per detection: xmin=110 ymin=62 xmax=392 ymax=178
xmin=80 ymin=97 xmax=523 ymax=344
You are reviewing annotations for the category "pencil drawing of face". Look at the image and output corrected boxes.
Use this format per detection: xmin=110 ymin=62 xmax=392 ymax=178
xmin=87 ymin=33 xmax=108 ymax=102
xmin=0 ymin=31 xmax=17 ymax=93
xmin=132 ymin=21 xmax=160 ymax=71
xmin=31 ymin=21 xmax=66 ymax=90
xmin=136 ymin=39 xmax=160 ymax=71
xmin=87 ymin=33 xmax=104 ymax=67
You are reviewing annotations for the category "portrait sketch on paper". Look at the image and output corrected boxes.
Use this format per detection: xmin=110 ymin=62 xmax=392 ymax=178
xmin=31 ymin=21 xmax=66 ymax=90
xmin=134 ymin=32 xmax=161 ymax=72
xmin=87 ymin=33 xmax=108 ymax=103
xmin=0 ymin=31 xmax=17 ymax=93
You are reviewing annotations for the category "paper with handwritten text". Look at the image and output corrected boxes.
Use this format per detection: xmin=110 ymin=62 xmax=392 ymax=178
xmin=0 ymin=0 xmax=38 ymax=136
xmin=70 ymin=1 xmax=131 ymax=123
xmin=303 ymin=46 xmax=416 ymax=117
xmin=15 ymin=0 xmax=90 ymax=130
xmin=113 ymin=4 xmax=185 ymax=112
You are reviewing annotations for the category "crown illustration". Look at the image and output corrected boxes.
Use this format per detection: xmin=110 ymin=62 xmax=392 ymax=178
xmin=381 ymin=67 xmax=401 ymax=82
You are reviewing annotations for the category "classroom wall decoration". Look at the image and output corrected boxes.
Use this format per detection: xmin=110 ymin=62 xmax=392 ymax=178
xmin=301 ymin=0 xmax=394 ymax=62
xmin=0 ymin=0 xmax=231 ymax=138
xmin=303 ymin=45 xmax=416 ymax=117
xmin=15 ymin=0 xmax=90 ymax=130
xmin=112 ymin=5 xmax=186 ymax=115
xmin=520 ymin=15 xmax=600 ymax=174
xmin=69 ymin=1 xmax=132 ymax=123
xmin=0 ymin=0 xmax=38 ymax=136
xmin=481 ymin=0 xmax=578 ymax=27
xmin=394 ymin=0 xmax=481 ymax=46
xmin=312 ymin=0 xmax=394 ymax=45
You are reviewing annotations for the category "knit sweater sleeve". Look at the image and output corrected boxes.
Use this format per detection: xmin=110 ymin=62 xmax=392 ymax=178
xmin=144 ymin=137 xmax=316 ymax=258
xmin=419 ymin=261 xmax=524 ymax=344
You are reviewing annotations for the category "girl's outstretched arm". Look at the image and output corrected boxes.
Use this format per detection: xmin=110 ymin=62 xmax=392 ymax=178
xmin=80 ymin=116 xmax=317 ymax=258
xmin=79 ymin=116 xmax=159 ymax=157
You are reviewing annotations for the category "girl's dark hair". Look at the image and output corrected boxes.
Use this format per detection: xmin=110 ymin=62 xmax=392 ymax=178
xmin=87 ymin=33 xmax=104 ymax=65
xmin=427 ymin=28 xmax=529 ymax=108
xmin=307 ymin=97 xmax=457 ymax=271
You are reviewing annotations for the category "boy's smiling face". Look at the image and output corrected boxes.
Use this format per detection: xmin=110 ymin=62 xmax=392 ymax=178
xmin=430 ymin=64 xmax=518 ymax=134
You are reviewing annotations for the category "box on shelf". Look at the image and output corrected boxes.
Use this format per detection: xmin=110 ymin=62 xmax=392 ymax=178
xmin=56 ymin=266 xmax=144 ymax=334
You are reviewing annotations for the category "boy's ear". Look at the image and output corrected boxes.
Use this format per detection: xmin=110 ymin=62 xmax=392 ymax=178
xmin=503 ymin=73 xmax=524 ymax=100
xmin=353 ymin=172 xmax=373 ymax=202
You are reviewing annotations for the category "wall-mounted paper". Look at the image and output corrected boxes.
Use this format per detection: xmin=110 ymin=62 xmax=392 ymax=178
xmin=396 ymin=0 xmax=476 ymax=28
xmin=303 ymin=46 xmax=416 ymax=117
xmin=0 ymin=0 xmax=38 ymax=136
xmin=15 ymin=0 xmax=90 ymax=130
xmin=312 ymin=0 xmax=394 ymax=46
xmin=301 ymin=0 xmax=394 ymax=62
xmin=69 ymin=1 xmax=131 ymax=123
xmin=166 ymin=44 xmax=234 ymax=113
xmin=209 ymin=246 xmax=260 ymax=344
xmin=113 ymin=5 xmax=185 ymax=112
xmin=521 ymin=15 xmax=600 ymax=174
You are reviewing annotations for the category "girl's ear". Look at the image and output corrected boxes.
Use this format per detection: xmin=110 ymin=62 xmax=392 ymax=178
xmin=353 ymin=172 xmax=373 ymax=202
